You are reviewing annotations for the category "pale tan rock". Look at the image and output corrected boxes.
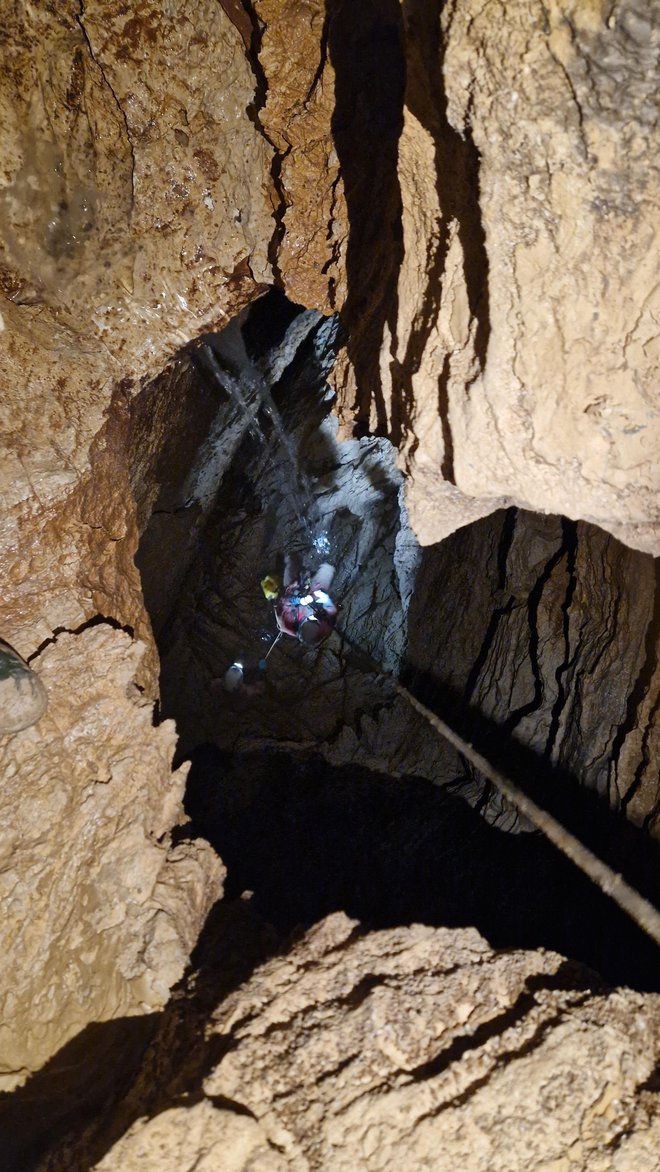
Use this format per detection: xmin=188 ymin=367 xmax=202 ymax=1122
xmin=94 ymin=1101 xmax=287 ymax=1172
xmin=333 ymin=1 xmax=660 ymax=552
xmin=0 ymin=624 xmax=224 ymax=1092
xmin=256 ymin=0 xmax=347 ymax=315
xmin=92 ymin=913 xmax=660 ymax=1171
xmin=0 ymin=0 xmax=275 ymax=656
xmin=384 ymin=19 xmax=507 ymax=544
xmin=438 ymin=0 xmax=660 ymax=552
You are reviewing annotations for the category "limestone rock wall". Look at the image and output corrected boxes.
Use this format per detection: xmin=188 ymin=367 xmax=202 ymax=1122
xmin=0 ymin=625 xmax=223 ymax=1094
xmin=0 ymin=0 xmax=275 ymax=1102
xmin=1 ymin=0 xmax=659 ymax=1162
xmin=406 ymin=508 xmax=660 ymax=835
xmin=324 ymin=0 xmax=660 ymax=553
xmin=442 ymin=0 xmax=660 ymax=553
xmin=79 ymin=913 xmax=660 ymax=1171
xmin=0 ymin=0 xmax=274 ymax=658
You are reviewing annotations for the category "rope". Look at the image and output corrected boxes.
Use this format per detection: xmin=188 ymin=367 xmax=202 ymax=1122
xmin=394 ymin=680 xmax=660 ymax=950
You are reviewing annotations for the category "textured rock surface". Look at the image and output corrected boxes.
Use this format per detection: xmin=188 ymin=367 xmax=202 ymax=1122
xmin=91 ymin=913 xmax=660 ymax=1171
xmin=96 ymin=1101 xmax=285 ymax=1172
xmin=0 ymin=640 xmax=48 ymax=733
xmin=0 ymin=0 xmax=274 ymax=1100
xmin=406 ymin=508 xmax=660 ymax=836
xmin=0 ymin=624 xmax=223 ymax=1093
xmin=0 ymin=1 xmax=658 ymax=1166
xmin=255 ymin=0 xmax=347 ymax=313
xmin=329 ymin=0 xmax=660 ymax=552
xmin=442 ymin=0 xmax=660 ymax=552
xmin=0 ymin=0 xmax=274 ymax=658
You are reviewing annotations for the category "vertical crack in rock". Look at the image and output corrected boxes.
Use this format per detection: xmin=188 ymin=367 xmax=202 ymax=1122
xmin=501 ymin=537 xmax=568 ymax=736
xmin=393 ymin=0 xmax=491 ymax=462
xmin=76 ymin=1 xmax=135 ymax=206
xmin=463 ymin=597 xmax=516 ymax=708
xmin=618 ymin=558 xmax=660 ymax=818
xmin=462 ymin=509 xmax=520 ymax=709
xmin=303 ymin=13 xmax=331 ymax=105
xmin=496 ymin=506 xmax=518 ymax=590
xmin=327 ymin=0 xmax=406 ymax=436
xmin=544 ymin=518 xmax=579 ymax=759
xmin=219 ymin=0 xmax=287 ymax=282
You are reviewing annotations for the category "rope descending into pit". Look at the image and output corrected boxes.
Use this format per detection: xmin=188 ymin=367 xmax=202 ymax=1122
xmin=394 ymin=680 xmax=660 ymax=951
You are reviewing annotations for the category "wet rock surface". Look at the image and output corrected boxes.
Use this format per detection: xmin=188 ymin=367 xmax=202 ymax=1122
xmin=0 ymin=641 xmax=48 ymax=733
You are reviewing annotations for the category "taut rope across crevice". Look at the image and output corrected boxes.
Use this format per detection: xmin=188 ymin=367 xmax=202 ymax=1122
xmin=393 ymin=679 xmax=660 ymax=950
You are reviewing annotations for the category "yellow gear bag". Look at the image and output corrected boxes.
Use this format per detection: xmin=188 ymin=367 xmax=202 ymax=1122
xmin=260 ymin=574 xmax=281 ymax=600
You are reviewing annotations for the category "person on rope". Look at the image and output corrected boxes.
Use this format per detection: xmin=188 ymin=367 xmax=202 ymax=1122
xmin=264 ymin=553 xmax=338 ymax=649
xmin=221 ymin=656 xmax=267 ymax=697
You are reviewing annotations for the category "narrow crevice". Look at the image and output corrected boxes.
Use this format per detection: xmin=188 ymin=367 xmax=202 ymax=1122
xmin=387 ymin=0 xmax=491 ymax=456
xmin=406 ymin=990 xmax=539 ymax=1084
xmin=407 ymin=995 xmax=590 ymax=1122
xmin=327 ymin=0 xmax=406 ymax=437
xmin=463 ymin=596 xmax=516 ymax=705
xmin=228 ymin=1 xmax=290 ymax=284
xmin=497 ymin=506 xmax=518 ymax=590
xmin=27 ymin=614 xmax=135 ymax=663
xmin=501 ymin=539 xmax=568 ymax=736
xmin=544 ymin=518 xmax=579 ymax=758
xmin=612 ymin=558 xmax=659 ymax=809
xmin=304 ymin=12 xmax=331 ymax=105
xmin=76 ymin=2 xmax=135 ymax=208
xmin=620 ymin=558 xmax=660 ymax=813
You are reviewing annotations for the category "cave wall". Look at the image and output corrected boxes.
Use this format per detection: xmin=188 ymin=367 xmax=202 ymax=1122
xmin=0 ymin=625 xmax=224 ymax=1094
xmin=38 ymin=912 xmax=660 ymax=1171
xmin=328 ymin=0 xmax=660 ymax=552
xmin=0 ymin=0 xmax=658 ymax=1159
xmin=0 ymin=0 xmax=278 ymax=1091
xmin=407 ymin=508 xmax=660 ymax=835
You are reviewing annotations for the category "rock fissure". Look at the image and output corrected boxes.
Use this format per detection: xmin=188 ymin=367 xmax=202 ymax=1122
xmin=544 ymin=517 xmax=579 ymax=759
xmin=1 ymin=4 xmax=660 ymax=1167
xmin=26 ymin=614 xmax=136 ymax=664
xmin=617 ymin=561 xmax=660 ymax=816
xmin=75 ymin=2 xmax=135 ymax=208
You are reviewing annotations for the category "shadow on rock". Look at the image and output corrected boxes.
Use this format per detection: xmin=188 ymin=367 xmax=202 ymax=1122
xmin=184 ymin=743 xmax=660 ymax=993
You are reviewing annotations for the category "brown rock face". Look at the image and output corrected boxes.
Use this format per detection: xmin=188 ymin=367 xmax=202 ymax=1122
xmin=91 ymin=914 xmax=660 ymax=1171
xmin=406 ymin=508 xmax=660 ymax=835
xmin=328 ymin=0 xmax=660 ymax=552
xmin=0 ymin=0 xmax=273 ymax=1097
xmin=0 ymin=0 xmax=658 ymax=1165
xmin=0 ymin=625 xmax=223 ymax=1094
xmin=0 ymin=0 xmax=274 ymax=657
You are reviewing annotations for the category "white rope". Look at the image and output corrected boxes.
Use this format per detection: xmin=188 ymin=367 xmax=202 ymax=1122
xmin=395 ymin=681 xmax=660 ymax=950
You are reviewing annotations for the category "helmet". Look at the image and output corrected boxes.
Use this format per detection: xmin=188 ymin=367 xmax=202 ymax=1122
xmin=223 ymin=662 xmax=244 ymax=691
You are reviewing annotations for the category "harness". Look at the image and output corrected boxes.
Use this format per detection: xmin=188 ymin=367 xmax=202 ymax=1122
xmin=275 ymin=587 xmax=336 ymax=642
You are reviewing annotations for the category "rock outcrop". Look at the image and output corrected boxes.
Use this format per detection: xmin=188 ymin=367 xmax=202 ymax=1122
xmin=90 ymin=913 xmax=660 ymax=1171
xmin=0 ymin=0 xmax=274 ymax=660
xmin=329 ymin=0 xmax=660 ymax=553
xmin=0 ymin=0 xmax=272 ymax=1100
xmin=0 ymin=0 xmax=658 ymax=1166
xmin=0 ymin=625 xmax=223 ymax=1094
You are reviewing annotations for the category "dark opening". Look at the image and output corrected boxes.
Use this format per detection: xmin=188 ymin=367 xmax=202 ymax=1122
xmin=129 ymin=288 xmax=660 ymax=993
